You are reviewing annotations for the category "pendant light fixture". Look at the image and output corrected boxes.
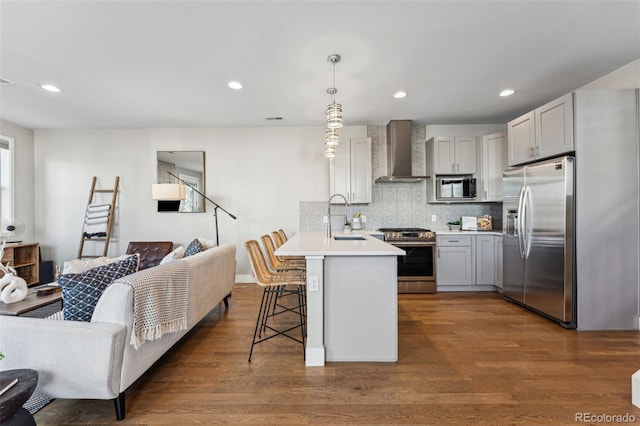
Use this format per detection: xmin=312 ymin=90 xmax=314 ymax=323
xmin=325 ymin=54 xmax=343 ymax=157
xmin=325 ymin=127 xmax=339 ymax=146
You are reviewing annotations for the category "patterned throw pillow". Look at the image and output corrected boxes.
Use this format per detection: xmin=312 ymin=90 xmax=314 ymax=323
xmin=58 ymin=254 xmax=139 ymax=321
xmin=184 ymin=238 xmax=203 ymax=257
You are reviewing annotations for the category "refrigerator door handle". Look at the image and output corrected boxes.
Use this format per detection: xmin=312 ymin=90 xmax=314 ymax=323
xmin=517 ymin=185 xmax=526 ymax=259
xmin=522 ymin=185 xmax=532 ymax=260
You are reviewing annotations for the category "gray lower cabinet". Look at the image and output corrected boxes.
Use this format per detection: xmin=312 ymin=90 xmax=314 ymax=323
xmin=436 ymin=236 xmax=473 ymax=286
xmin=436 ymin=234 xmax=500 ymax=290
xmin=494 ymin=235 xmax=503 ymax=289
xmin=475 ymin=235 xmax=495 ymax=285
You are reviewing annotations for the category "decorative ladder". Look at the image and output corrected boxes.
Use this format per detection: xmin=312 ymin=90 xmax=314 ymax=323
xmin=77 ymin=176 xmax=120 ymax=259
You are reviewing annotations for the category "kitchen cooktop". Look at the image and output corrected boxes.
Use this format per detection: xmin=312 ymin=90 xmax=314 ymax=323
xmin=378 ymin=228 xmax=435 ymax=242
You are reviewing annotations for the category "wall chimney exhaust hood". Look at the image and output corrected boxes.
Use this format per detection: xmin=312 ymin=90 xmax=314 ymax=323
xmin=375 ymin=120 xmax=429 ymax=183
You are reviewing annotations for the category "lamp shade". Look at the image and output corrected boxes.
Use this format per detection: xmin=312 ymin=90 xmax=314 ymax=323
xmin=151 ymin=183 xmax=186 ymax=201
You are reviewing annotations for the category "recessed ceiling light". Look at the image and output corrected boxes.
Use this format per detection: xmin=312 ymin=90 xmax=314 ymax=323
xmin=499 ymin=89 xmax=515 ymax=97
xmin=41 ymin=83 xmax=61 ymax=93
xmin=228 ymin=81 xmax=243 ymax=90
xmin=393 ymin=91 xmax=407 ymax=99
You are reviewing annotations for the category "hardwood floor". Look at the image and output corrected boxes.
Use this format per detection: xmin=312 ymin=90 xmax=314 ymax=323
xmin=35 ymin=284 xmax=640 ymax=424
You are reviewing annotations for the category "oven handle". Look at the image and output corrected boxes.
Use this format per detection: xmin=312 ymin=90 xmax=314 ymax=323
xmin=388 ymin=242 xmax=436 ymax=248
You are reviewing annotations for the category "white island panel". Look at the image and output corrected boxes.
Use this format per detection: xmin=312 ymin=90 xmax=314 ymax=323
xmin=276 ymin=231 xmax=403 ymax=366
xmin=325 ymin=256 xmax=398 ymax=362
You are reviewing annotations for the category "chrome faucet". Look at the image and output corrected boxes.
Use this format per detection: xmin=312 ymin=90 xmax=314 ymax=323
xmin=327 ymin=193 xmax=349 ymax=237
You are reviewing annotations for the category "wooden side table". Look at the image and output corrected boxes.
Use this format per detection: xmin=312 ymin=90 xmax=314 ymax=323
xmin=0 ymin=285 xmax=62 ymax=317
xmin=0 ymin=369 xmax=38 ymax=425
xmin=0 ymin=242 xmax=40 ymax=286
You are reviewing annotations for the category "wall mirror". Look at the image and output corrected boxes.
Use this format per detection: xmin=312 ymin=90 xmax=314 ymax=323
xmin=157 ymin=151 xmax=205 ymax=213
xmin=0 ymin=135 xmax=14 ymax=238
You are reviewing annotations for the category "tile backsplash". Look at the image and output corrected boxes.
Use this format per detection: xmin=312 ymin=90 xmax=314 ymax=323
xmin=300 ymin=186 xmax=502 ymax=232
xmin=300 ymin=124 xmax=503 ymax=232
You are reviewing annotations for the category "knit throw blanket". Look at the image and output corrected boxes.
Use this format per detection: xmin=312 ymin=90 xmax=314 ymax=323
xmin=115 ymin=261 xmax=190 ymax=349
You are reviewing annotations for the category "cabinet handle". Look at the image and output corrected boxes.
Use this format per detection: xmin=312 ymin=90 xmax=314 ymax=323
xmin=457 ymin=163 xmax=460 ymax=172
xmin=535 ymin=146 xmax=540 ymax=156
xmin=484 ymin=190 xmax=488 ymax=199
xmin=448 ymin=240 xmax=459 ymax=242
xmin=451 ymin=163 xmax=455 ymax=173
xmin=437 ymin=248 xmax=440 ymax=259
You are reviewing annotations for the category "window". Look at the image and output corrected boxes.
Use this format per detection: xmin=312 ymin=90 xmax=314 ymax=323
xmin=179 ymin=173 xmax=201 ymax=212
xmin=0 ymin=135 xmax=14 ymax=238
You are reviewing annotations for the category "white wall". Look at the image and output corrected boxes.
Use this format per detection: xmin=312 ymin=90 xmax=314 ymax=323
xmin=0 ymin=119 xmax=35 ymax=243
xmin=579 ymin=58 xmax=640 ymax=90
xmin=574 ymin=89 xmax=639 ymax=329
xmin=33 ymin=126 xmax=342 ymax=278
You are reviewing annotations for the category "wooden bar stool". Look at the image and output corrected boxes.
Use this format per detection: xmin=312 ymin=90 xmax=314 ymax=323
xmin=260 ymin=234 xmax=306 ymax=271
xmin=272 ymin=229 xmax=304 ymax=261
xmin=245 ymin=240 xmax=306 ymax=362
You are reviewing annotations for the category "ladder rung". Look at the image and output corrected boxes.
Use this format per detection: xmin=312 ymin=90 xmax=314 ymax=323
xmin=79 ymin=176 xmax=119 ymax=260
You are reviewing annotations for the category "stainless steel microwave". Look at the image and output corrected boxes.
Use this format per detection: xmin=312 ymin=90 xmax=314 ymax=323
xmin=436 ymin=176 xmax=476 ymax=200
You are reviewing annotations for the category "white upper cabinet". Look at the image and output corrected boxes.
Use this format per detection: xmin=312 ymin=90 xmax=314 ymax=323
xmin=507 ymin=111 xmax=535 ymax=166
xmin=426 ymin=136 xmax=477 ymax=175
xmin=535 ymin=93 xmax=574 ymax=160
xmin=433 ymin=136 xmax=454 ymax=174
xmin=329 ymin=137 xmax=372 ymax=204
xmin=479 ymin=132 xmax=507 ymax=202
xmin=454 ymin=136 xmax=477 ymax=173
xmin=508 ymin=93 xmax=574 ymax=166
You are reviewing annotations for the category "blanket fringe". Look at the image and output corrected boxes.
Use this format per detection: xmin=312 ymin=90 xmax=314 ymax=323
xmin=130 ymin=317 xmax=188 ymax=349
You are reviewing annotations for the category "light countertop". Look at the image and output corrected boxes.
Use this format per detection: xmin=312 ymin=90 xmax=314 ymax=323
xmin=436 ymin=230 xmax=504 ymax=236
xmin=275 ymin=231 xmax=405 ymax=257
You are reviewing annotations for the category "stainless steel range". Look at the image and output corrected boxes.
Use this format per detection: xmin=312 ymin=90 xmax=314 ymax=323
xmin=378 ymin=228 xmax=436 ymax=294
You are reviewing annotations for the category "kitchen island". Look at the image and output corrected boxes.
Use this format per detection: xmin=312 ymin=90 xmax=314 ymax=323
xmin=276 ymin=231 xmax=404 ymax=366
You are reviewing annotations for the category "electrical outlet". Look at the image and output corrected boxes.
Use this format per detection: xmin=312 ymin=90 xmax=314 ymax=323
xmin=431 ymin=214 xmax=437 ymax=222
xmin=322 ymin=215 xmax=328 ymax=224
xmin=309 ymin=276 xmax=319 ymax=292
xmin=361 ymin=215 xmax=367 ymax=223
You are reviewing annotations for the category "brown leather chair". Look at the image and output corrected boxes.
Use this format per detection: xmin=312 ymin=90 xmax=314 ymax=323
xmin=126 ymin=241 xmax=173 ymax=270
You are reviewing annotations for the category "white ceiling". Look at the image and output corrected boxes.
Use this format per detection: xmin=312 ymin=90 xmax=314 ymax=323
xmin=1 ymin=1 xmax=638 ymax=130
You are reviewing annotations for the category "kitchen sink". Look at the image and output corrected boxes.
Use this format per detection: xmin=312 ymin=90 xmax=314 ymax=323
xmin=333 ymin=235 xmax=366 ymax=241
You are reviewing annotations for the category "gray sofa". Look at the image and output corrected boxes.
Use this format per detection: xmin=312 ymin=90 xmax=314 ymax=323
xmin=0 ymin=243 xmax=236 ymax=420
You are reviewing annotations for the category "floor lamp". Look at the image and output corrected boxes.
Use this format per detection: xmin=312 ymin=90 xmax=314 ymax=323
xmin=152 ymin=171 xmax=237 ymax=246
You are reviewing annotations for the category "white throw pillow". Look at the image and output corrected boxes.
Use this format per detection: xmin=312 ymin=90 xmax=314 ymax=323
xmin=160 ymin=245 xmax=186 ymax=264
xmin=63 ymin=253 xmax=136 ymax=275
xmin=198 ymin=237 xmax=217 ymax=249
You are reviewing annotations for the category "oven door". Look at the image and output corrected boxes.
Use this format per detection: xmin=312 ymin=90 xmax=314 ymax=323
xmin=392 ymin=242 xmax=436 ymax=293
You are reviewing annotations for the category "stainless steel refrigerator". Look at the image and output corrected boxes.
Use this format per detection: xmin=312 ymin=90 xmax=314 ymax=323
xmin=503 ymin=155 xmax=576 ymax=328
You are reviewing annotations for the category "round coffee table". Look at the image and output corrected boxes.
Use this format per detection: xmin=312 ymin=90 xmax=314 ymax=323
xmin=0 ymin=369 xmax=38 ymax=426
